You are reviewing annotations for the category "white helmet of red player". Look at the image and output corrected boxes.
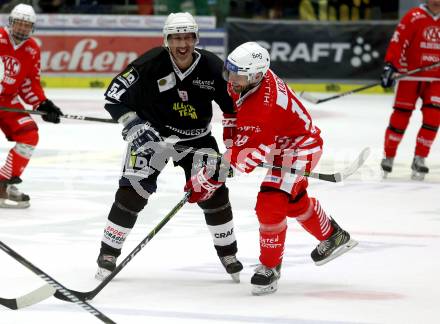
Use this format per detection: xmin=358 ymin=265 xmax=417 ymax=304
xmin=163 ymin=12 xmax=199 ymax=47
xmin=8 ymin=4 xmax=36 ymax=42
xmin=224 ymin=42 xmax=270 ymax=85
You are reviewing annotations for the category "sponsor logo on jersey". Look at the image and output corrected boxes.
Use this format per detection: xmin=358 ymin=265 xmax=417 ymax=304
xmin=192 ymin=78 xmax=215 ymax=91
xmin=157 ymin=72 xmax=176 ymax=92
xmin=178 ymin=89 xmax=188 ymax=101
xmin=264 ymin=175 xmax=281 ymax=183
xmin=25 ymin=46 xmax=37 ymax=56
xmin=172 ymin=102 xmax=197 ymax=119
xmin=117 ymin=67 xmax=139 ymax=88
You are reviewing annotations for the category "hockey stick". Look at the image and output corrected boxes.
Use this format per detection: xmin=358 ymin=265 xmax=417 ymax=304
xmin=0 ymin=241 xmax=116 ymax=324
xmin=54 ymin=191 xmax=191 ymax=302
xmin=0 ymin=192 xmax=190 ymax=308
xmin=299 ymin=61 xmax=440 ymax=104
xmin=0 ymin=106 xmax=117 ymax=124
xmin=172 ymin=144 xmax=371 ymax=183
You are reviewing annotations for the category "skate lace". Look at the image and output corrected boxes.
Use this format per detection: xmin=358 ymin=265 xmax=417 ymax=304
xmin=220 ymin=255 xmax=238 ymax=266
xmin=101 ymin=255 xmax=117 ymax=264
xmin=316 ymin=240 xmax=332 ymax=255
xmin=255 ymin=265 xmax=276 ymax=278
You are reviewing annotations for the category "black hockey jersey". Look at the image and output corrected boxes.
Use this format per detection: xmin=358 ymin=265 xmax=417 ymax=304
xmin=104 ymin=47 xmax=234 ymax=139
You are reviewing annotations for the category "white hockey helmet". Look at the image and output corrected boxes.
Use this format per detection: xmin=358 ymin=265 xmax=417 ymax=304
xmin=163 ymin=12 xmax=199 ymax=46
xmin=9 ymin=4 xmax=36 ymax=41
xmin=224 ymin=42 xmax=270 ymax=84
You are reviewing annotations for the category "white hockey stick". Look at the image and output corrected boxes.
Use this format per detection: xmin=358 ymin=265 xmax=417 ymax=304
xmin=0 ymin=285 xmax=56 ymax=310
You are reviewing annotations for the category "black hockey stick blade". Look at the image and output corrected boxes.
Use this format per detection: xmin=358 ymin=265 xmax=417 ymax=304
xmin=54 ymin=191 xmax=191 ymax=302
xmin=0 ymin=285 xmax=56 ymax=310
xmin=0 ymin=241 xmax=116 ymax=324
xmin=0 ymin=106 xmax=116 ymax=124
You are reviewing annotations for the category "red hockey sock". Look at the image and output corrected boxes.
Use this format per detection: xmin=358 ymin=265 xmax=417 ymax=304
xmin=297 ymin=198 xmax=333 ymax=241
xmin=384 ymin=108 xmax=412 ymax=157
xmin=415 ymin=106 xmax=439 ymax=157
xmin=0 ymin=147 xmax=31 ymax=180
xmin=259 ymin=226 xmax=287 ymax=268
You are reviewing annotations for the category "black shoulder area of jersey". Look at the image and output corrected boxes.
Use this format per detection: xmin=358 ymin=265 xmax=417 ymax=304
xmin=130 ymin=47 xmax=168 ymax=70
xmin=197 ymin=48 xmax=224 ymax=70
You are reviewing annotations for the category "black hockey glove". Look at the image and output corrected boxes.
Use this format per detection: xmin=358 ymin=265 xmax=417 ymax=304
xmin=122 ymin=116 xmax=163 ymax=154
xmin=36 ymin=99 xmax=63 ymax=124
xmin=380 ymin=63 xmax=397 ymax=88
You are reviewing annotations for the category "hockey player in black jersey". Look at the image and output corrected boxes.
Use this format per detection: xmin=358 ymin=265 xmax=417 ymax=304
xmin=95 ymin=12 xmax=243 ymax=282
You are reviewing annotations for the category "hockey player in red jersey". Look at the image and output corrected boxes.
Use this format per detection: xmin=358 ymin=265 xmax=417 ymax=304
xmin=380 ymin=0 xmax=440 ymax=180
xmin=184 ymin=42 xmax=358 ymax=295
xmin=0 ymin=4 xmax=63 ymax=208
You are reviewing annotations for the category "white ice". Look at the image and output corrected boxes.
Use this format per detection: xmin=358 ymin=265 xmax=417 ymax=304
xmin=0 ymin=89 xmax=439 ymax=324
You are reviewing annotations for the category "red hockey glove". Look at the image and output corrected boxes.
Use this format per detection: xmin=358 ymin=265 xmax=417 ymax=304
xmin=222 ymin=113 xmax=237 ymax=149
xmin=184 ymin=167 xmax=224 ymax=203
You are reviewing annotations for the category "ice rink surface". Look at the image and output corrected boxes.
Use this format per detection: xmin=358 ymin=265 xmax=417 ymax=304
xmin=0 ymin=89 xmax=439 ymax=324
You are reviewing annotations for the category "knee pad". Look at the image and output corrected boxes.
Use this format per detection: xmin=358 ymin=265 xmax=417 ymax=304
xmin=115 ymin=187 xmax=148 ymax=214
xmin=255 ymin=188 xmax=289 ymax=225
xmin=13 ymin=128 xmax=39 ymax=146
xmin=389 ymin=108 xmax=412 ymax=132
xmin=198 ymin=185 xmax=233 ymax=226
xmin=287 ymin=190 xmax=311 ymax=219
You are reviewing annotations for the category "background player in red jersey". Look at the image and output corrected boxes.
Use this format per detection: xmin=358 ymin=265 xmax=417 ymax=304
xmin=0 ymin=4 xmax=63 ymax=208
xmin=184 ymin=42 xmax=358 ymax=296
xmin=380 ymin=0 xmax=440 ymax=180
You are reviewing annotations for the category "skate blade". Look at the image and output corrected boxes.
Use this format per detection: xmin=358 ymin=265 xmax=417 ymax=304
xmin=95 ymin=267 xmax=112 ymax=281
xmin=230 ymin=272 xmax=240 ymax=283
xmin=411 ymin=171 xmax=426 ymax=181
xmin=314 ymin=239 xmax=359 ymax=266
xmin=251 ymin=280 xmax=278 ymax=296
xmin=0 ymin=198 xmax=30 ymax=209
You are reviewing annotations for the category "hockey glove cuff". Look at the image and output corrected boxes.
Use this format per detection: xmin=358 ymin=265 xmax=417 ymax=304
xmin=121 ymin=115 xmax=163 ymax=154
xmin=222 ymin=113 xmax=237 ymax=149
xmin=184 ymin=167 xmax=224 ymax=203
xmin=380 ymin=63 xmax=397 ymax=88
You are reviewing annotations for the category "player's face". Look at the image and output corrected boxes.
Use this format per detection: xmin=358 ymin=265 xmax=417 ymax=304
xmin=10 ymin=19 xmax=33 ymax=43
xmin=227 ymin=72 xmax=250 ymax=94
xmin=167 ymin=33 xmax=196 ymax=70
xmin=427 ymin=0 xmax=440 ymax=14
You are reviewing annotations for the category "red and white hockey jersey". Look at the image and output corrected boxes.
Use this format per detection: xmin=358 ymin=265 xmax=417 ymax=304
xmin=225 ymin=69 xmax=323 ymax=176
xmin=0 ymin=27 xmax=46 ymax=108
xmin=385 ymin=4 xmax=440 ymax=77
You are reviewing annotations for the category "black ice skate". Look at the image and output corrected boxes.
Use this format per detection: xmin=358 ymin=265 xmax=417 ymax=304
xmin=251 ymin=264 xmax=281 ymax=296
xmin=219 ymin=255 xmax=243 ymax=283
xmin=311 ymin=219 xmax=358 ymax=266
xmin=380 ymin=157 xmax=394 ymax=178
xmin=0 ymin=178 xmax=30 ymax=209
xmin=411 ymin=156 xmax=429 ymax=181
xmin=95 ymin=253 xmax=117 ymax=281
